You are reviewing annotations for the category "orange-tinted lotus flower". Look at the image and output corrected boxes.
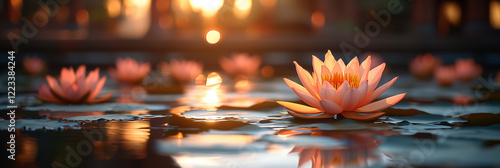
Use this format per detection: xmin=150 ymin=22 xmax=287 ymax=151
xmin=36 ymin=65 xmax=113 ymax=104
xmin=410 ymin=53 xmax=441 ymax=80
xmin=277 ymin=51 xmax=406 ymax=120
xmin=455 ymin=58 xmax=482 ymax=82
xmin=219 ymin=53 xmax=261 ymax=77
xmin=109 ymin=57 xmax=151 ymax=84
xmin=434 ymin=65 xmax=455 ymax=87
xmin=159 ymin=59 xmax=203 ymax=84
xmin=23 ymin=56 xmax=46 ymax=75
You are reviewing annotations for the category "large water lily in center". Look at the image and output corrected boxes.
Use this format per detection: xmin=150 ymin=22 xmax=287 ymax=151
xmin=277 ymin=51 xmax=406 ymax=120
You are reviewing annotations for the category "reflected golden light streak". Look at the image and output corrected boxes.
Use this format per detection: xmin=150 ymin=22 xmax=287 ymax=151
xmin=203 ymin=89 xmax=220 ymax=104
xmin=206 ymin=72 xmax=222 ymax=89
xmin=442 ymin=1 xmax=461 ymax=26
xmin=106 ymin=0 xmax=122 ymax=18
xmin=491 ymin=1 xmax=500 ymax=29
xmin=234 ymin=0 xmax=252 ymax=19
xmin=206 ymin=30 xmax=221 ymax=44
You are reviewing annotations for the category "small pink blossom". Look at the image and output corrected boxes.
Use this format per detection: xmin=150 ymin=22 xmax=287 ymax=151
xmin=109 ymin=57 xmax=151 ymax=84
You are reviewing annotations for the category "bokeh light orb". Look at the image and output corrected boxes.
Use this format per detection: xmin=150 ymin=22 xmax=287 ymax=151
xmin=206 ymin=30 xmax=221 ymax=44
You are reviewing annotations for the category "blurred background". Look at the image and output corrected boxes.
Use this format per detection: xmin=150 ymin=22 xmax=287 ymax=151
xmin=1 ymin=0 xmax=500 ymax=75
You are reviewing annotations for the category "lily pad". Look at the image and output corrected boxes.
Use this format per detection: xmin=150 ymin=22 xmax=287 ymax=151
xmin=24 ymin=103 xmax=170 ymax=112
xmin=0 ymin=118 xmax=79 ymax=131
xmin=64 ymin=114 xmax=167 ymax=121
xmin=381 ymin=113 xmax=466 ymax=125
xmin=392 ymin=101 xmax=500 ymax=117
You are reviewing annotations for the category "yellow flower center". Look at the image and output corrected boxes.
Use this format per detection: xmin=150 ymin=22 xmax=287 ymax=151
xmin=322 ymin=72 xmax=360 ymax=89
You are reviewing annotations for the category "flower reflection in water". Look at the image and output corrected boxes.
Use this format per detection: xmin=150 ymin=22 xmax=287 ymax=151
xmin=284 ymin=129 xmax=392 ymax=168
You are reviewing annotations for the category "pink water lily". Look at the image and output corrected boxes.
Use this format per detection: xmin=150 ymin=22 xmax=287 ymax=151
xmin=455 ymin=58 xmax=482 ymax=82
xmin=109 ymin=57 xmax=151 ymax=84
xmin=410 ymin=53 xmax=441 ymax=80
xmin=23 ymin=56 xmax=46 ymax=75
xmin=159 ymin=59 xmax=203 ymax=84
xmin=435 ymin=65 xmax=455 ymax=87
xmin=220 ymin=53 xmax=261 ymax=77
xmin=277 ymin=50 xmax=406 ymax=120
xmin=36 ymin=65 xmax=113 ymax=104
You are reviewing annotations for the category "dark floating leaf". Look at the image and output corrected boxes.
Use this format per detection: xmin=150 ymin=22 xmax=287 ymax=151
xmin=382 ymin=113 xmax=467 ymax=125
xmin=384 ymin=107 xmax=429 ymax=116
xmin=0 ymin=118 xmax=79 ymax=131
xmin=24 ymin=103 xmax=170 ymax=112
xmin=219 ymin=101 xmax=279 ymax=110
xmin=459 ymin=113 xmax=500 ymax=126
xmin=65 ymin=114 xmax=167 ymax=122
xmin=166 ymin=114 xmax=250 ymax=133
xmin=145 ymin=84 xmax=185 ymax=94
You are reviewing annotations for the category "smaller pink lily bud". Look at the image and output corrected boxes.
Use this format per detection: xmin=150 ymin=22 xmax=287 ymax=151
xmin=435 ymin=66 xmax=456 ymax=87
xmin=23 ymin=56 xmax=46 ymax=75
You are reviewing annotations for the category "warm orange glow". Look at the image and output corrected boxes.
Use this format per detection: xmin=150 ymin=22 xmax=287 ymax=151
xmin=259 ymin=0 xmax=276 ymax=8
xmin=9 ymin=0 xmax=22 ymax=24
xmin=76 ymin=10 xmax=89 ymax=26
xmin=17 ymin=137 xmax=37 ymax=166
xmin=106 ymin=0 xmax=122 ymax=18
xmin=206 ymin=72 xmax=222 ymax=89
xmin=311 ymin=11 xmax=325 ymax=28
xmin=189 ymin=0 xmax=224 ymax=17
xmin=206 ymin=30 xmax=221 ymax=44
xmin=118 ymin=121 xmax=149 ymax=159
xmin=195 ymin=74 xmax=207 ymax=85
xmin=234 ymin=0 xmax=252 ymax=19
xmin=159 ymin=14 xmax=173 ymax=29
xmin=442 ymin=1 xmax=461 ymax=26
xmin=234 ymin=78 xmax=250 ymax=92
xmin=261 ymin=65 xmax=275 ymax=78
xmin=156 ymin=0 xmax=169 ymax=12
xmin=491 ymin=1 xmax=500 ymax=29
xmin=118 ymin=0 xmax=151 ymax=38
xmin=203 ymin=89 xmax=220 ymax=104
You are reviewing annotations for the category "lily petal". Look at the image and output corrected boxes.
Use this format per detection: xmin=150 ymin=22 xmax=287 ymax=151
xmin=319 ymin=81 xmax=335 ymax=102
xmin=88 ymin=93 xmax=113 ymax=104
xmin=363 ymin=76 xmax=399 ymax=106
xmin=319 ymin=99 xmax=343 ymax=115
xmin=345 ymin=57 xmax=360 ymax=77
xmin=342 ymin=87 xmax=360 ymax=111
xmin=324 ymin=50 xmax=336 ymax=71
xmin=288 ymin=111 xmax=334 ymax=119
xmin=341 ymin=111 xmax=385 ymax=121
xmin=277 ymin=101 xmax=322 ymax=114
xmin=292 ymin=87 xmax=320 ymax=109
xmin=46 ymin=75 xmax=65 ymax=99
xmin=355 ymin=93 xmax=406 ymax=113
xmin=87 ymin=76 xmax=107 ymax=102
xmin=333 ymin=81 xmax=349 ymax=105
xmin=294 ymin=61 xmax=319 ymax=99
xmin=360 ymin=56 xmax=371 ymax=81
xmin=284 ymin=78 xmax=308 ymax=93
xmin=36 ymin=83 xmax=64 ymax=104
